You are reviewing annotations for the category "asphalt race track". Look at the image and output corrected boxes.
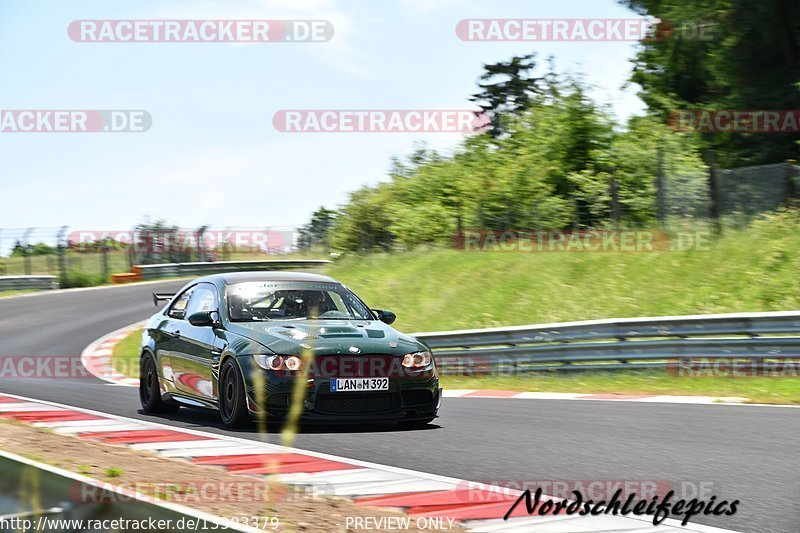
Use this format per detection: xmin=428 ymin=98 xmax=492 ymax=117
xmin=0 ymin=282 xmax=797 ymax=533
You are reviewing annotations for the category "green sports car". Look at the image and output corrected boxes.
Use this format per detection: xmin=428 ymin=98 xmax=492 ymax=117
xmin=139 ymin=272 xmax=441 ymax=428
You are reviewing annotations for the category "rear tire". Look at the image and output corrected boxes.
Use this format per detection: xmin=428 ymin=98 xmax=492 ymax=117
xmin=139 ymin=353 xmax=180 ymax=414
xmin=219 ymin=358 xmax=250 ymax=428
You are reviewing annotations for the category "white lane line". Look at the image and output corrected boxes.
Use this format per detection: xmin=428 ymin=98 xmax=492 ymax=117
xmin=442 ymin=389 xmax=477 ymax=397
xmin=129 ymin=440 xmax=233 ymax=451
xmin=635 ymin=395 xmax=748 ymax=404
xmin=33 ymin=419 xmax=128 ymax=428
xmin=275 ymin=468 xmax=365 ymax=484
xmin=159 ymin=445 xmax=279 ymax=458
xmin=443 ymin=390 xmax=800 ymax=408
xmin=53 ymin=423 xmax=147 ymax=435
xmin=278 ymin=469 xmax=411 ymax=485
xmin=510 ymin=392 xmax=585 ymax=400
xmin=326 ymin=479 xmax=457 ymax=497
xmin=0 ymin=403 xmax=66 ymax=412
xmin=0 ymin=392 xmax=744 ymax=533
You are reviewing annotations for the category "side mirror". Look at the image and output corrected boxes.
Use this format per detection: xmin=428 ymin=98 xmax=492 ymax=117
xmin=188 ymin=310 xmax=220 ymax=327
xmin=374 ymin=309 xmax=397 ymax=325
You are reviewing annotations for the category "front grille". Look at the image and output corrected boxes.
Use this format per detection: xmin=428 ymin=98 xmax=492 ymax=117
xmin=267 ymin=393 xmax=289 ymax=407
xmin=402 ymin=389 xmax=433 ymax=406
xmin=311 ymin=354 xmax=396 ymax=379
xmin=315 ymin=392 xmax=400 ymax=414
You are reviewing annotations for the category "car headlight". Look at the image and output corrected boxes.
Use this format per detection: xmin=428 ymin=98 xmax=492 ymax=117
xmin=284 ymin=356 xmax=302 ymax=371
xmin=253 ymin=354 xmax=303 ymax=371
xmin=402 ymin=351 xmax=432 ymax=368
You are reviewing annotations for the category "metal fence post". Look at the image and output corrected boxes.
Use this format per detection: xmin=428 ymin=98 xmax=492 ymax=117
xmin=197 ymin=225 xmax=207 ymax=262
xmin=785 ymin=160 xmax=798 ymax=204
xmin=127 ymin=226 xmax=137 ymax=270
xmin=610 ymin=174 xmax=620 ymax=228
xmin=56 ymin=226 xmax=67 ymax=288
xmin=656 ymin=146 xmax=667 ymax=227
xmin=706 ymin=150 xmax=721 ymax=235
xmin=22 ymin=227 xmax=33 ymax=275
xmin=101 ymin=244 xmax=109 ymax=282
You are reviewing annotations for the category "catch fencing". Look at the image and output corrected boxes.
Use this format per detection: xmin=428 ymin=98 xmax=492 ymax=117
xmin=0 ymin=225 xmax=304 ymax=288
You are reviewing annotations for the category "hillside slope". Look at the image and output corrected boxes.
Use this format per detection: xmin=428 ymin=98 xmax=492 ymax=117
xmin=328 ymin=212 xmax=800 ymax=333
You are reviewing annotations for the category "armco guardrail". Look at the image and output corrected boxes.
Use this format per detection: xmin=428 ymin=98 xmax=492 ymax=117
xmin=414 ymin=311 xmax=800 ymax=373
xmin=0 ymin=275 xmax=57 ymax=291
xmin=133 ymin=259 xmax=331 ymax=280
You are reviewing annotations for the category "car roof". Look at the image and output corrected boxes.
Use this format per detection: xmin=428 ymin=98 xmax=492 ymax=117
xmin=196 ymin=271 xmax=339 ymax=285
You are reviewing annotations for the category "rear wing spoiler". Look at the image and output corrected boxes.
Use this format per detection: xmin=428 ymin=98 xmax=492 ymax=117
xmin=153 ymin=293 xmax=175 ymax=306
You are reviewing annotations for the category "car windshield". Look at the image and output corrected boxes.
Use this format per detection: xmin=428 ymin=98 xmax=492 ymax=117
xmin=227 ymin=281 xmax=373 ymax=322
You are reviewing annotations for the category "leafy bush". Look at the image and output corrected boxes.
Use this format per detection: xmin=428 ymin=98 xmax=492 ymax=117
xmin=61 ymin=271 xmax=105 ymax=288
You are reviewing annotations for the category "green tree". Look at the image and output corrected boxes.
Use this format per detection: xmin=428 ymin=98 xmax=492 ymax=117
xmin=470 ymin=54 xmax=543 ymax=137
xmin=330 ymin=185 xmax=395 ymax=252
xmin=620 ymin=0 xmax=800 ymax=166
xmin=320 ymin=63 xmax=708 ymax=252
xmin=10 ymin=241 xmax=55 ymax=256
xmin=298 ymin=207 xmax=337 ymax=250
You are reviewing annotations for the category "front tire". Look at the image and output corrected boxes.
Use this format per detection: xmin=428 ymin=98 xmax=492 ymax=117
xmin=139 ymin=353 xmax=180 ymax=414
xmin=219 ymin=358 xmax=250 ymax=428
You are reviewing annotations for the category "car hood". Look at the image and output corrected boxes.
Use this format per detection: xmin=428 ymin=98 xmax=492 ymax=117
xmin=225 ymin=319 xmax=425 ymax=356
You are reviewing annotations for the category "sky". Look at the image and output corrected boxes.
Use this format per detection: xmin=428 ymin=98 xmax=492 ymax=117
xmin=0 ymin=0 xmax=647 ymax=243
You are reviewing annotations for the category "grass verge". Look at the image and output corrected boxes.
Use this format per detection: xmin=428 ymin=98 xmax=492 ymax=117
xmin=0 ymin=290 xmax=35 ymax=298
xmin=328 ymin=212 xmax=800 ymax=333
xmin=110 ymin=327 xmax=143 ymax=379
xmin=440 ymin=370 xmax=800 ymax=405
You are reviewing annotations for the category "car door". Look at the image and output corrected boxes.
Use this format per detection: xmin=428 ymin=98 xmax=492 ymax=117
xmin=154 ymin=285 xmax=195 ymax=386
xmin=170 ymin=282 xmax=225 ymax=400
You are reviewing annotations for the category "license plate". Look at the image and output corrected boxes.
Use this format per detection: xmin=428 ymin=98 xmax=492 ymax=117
xmin=330 ymin=378 xmax=389 ymax=392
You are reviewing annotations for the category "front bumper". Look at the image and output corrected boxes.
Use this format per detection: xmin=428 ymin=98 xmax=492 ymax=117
xmin=241 ymin=357 xmax=441 ymax=423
